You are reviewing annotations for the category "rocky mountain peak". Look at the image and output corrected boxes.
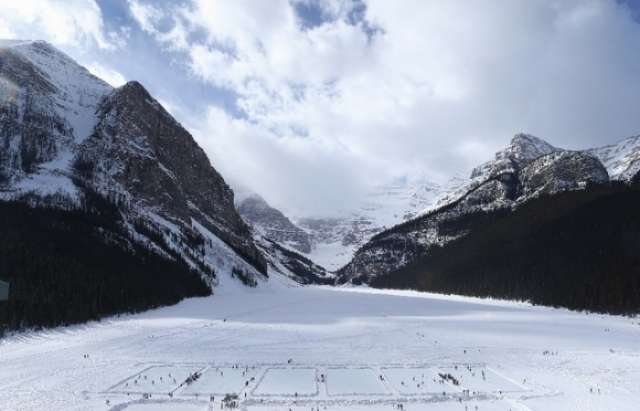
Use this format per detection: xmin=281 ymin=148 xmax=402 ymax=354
xmin=510 ymin=133 xmax=555 ymax=151
xmin=1 ymin=39 xmax=111 ymax=142
xmin=1 ymin=40 xmax=267 ymax=281
xmin=0 ymin=40 xmax=111 ymax=191
xmin=118 ymin=79 xmax=147 ymax=93
xmin=107 ymin=80 xmax=163 ymax=106
xmin=498 ymin=133 xmax=558 ymax=164
xmin=236 ymin=192 xmax=312 ymax=254
xmin=338 ymin=133 xmax=625 ymax=285
xmin=469 ymin=133 xmax=555 ymax=181
xmin=80 ymin=76 xmax=266 ymax=273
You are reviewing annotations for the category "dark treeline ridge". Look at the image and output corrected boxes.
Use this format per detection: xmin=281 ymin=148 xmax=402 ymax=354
xmin=372 ymin=182 xmax=640 ymax=315
xmin=0 ymin=193 xmax=210 ymax=331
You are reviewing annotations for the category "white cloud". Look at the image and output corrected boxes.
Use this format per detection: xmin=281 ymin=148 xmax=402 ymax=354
xmin=128 ymin=0 xmax=162 ymax=34
xmin=127 ymin=0 xmax=640 ymax=215
xmin=4 ymin=0 xmax=638 ymax=216
xmin=0 ymin=0 xmax=121 ymax=50
xmin=0 ymin=18 xmax=16 ymax=39
xmin=192 ymin=106 xmax=368 ymax=215
xmin=128 ymin=0 xmax=190 ymax=50
xmin=86 ymin=63 xmax=127 ymax=87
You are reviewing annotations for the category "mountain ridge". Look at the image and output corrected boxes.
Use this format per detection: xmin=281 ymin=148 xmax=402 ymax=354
xmin=0 ymin=39 xmax=267 ymax=277
xmin=0 ymin=40 xmax=275 ymax=328
xmin=234 ymin=190 xmax=332 ymax=284
xmin=337 ymin=132 xmax=640 ymax=286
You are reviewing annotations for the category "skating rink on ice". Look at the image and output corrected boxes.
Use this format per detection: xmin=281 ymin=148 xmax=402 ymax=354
xmin=1 ymin=278 xmax=639 ymax=411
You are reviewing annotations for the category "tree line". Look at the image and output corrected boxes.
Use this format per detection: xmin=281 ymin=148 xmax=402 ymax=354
xmin=0 ymin=193 xmax=210 ymax=332
xmin=373 ymin=182 xmax=640 ymax=315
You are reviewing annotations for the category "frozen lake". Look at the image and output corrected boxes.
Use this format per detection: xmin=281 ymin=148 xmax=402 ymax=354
xmin=1 ymin=278 xmax=639 ymax=410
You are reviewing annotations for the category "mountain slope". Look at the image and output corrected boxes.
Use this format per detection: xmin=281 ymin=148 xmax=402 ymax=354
xmin=589 ymin=134 xmax=640 ymax=181
xmin=0 ymin=40 xmax=267 ymax=328
xmin=253 ymin=235 xmax=334 ymax=285
xmin=234 ymin=178 xmax=442 ymax=274
xmin=294 ymin=177 xmax=443 ymax=271
xmin=234 ymin=191 xmax=332 ymax=284
xmin=236 ymin=192 xmax=311 ymax=254
xmin=0 ymin=40 xmax=264 ymax=274
xmin=338 ymin=134 xmax=635 ymax=287
xmin=75 ymin=80 xmax=265 ymax=272
xmin=0 ymin=40 xmax=110 ymax=195
xmin=0 ymin=198 xmax=211 ymax=328
xmin=372 ymin=181 xmax=640 ymax=314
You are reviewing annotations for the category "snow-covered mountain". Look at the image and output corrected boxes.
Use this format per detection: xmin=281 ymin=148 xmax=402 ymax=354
xmin=0 ymin=39 xmax=111 ymax=195
xmin=423 ymin=134 xmax=560 ymax=214
xmin=292 ymin=177 xmax=443 ymax=271
xmin=234 ymin=191 xmax=332 ymax=284
xmin=0 ymin=40 xmax=268 ymax=293
xmin=234 ymin=176 xmax=443 ymax=272
xmin=251 ymin=235 xmax=334 ymax=285
xmin=236 ymin=192 xmax=312 ymax=254
xmin=426 ymin=133 xmax=640 ymax=217
xmin=589 ymin=134 xmax=640 ymax=181
xmin=338 ymin=133 xmax=639 ymax=284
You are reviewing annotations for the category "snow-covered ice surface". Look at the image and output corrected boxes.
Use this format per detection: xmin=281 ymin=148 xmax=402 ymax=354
xmin=1 ymin=280 xmax=639 ymax=411
xmin=326 ymin=367 xmax=388 ymax=396
xmin=112 ymin=402 xmax=207 ymax=411
xmin=108 ymin=365 xmax=204 ymax=394
xmin=382 ymin=367 xmax=463 ymax=394
xmin=246 ymin=402 xmax=516 ymax=411
xmin=253 ymin=368 xmax=317 ymax=396
xmin=182 ymin=367 xmax=258 ymax=396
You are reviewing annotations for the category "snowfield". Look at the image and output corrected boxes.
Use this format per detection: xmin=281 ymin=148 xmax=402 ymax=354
xmin=1 ymin=276 xmax=639 ymax=411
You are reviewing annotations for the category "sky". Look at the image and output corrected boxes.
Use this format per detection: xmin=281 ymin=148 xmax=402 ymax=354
xmin=1 ymin=0 xmax=640 ymax=216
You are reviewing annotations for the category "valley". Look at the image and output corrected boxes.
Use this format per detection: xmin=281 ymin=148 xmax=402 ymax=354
xmin=1 ymin=25 xmax=640 ymax=411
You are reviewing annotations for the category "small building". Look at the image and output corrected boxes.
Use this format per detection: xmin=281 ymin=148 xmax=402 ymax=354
xmin=0 ymin=280 xmax=9 ymax=301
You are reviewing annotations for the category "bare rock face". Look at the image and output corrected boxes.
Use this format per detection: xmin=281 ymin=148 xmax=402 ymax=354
xmin=0 ymin=91 xmax=64 ymax=184
xmin=75 ymin=81 xmax=266 ymax=273
xmin=459 ymin=173 xmax=519 ymax=209
xmin=520 ymin=151 xmax=609 ymax=198
xmin=237 ymin=193 xmax=312 ymax=254
xmin=233 ymin=190 xmax=336 ymax=283
xmin=0 ymin=43 xmax=82 ymax=185
xmin=496 ymin=133 xmax=558 ymax=165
